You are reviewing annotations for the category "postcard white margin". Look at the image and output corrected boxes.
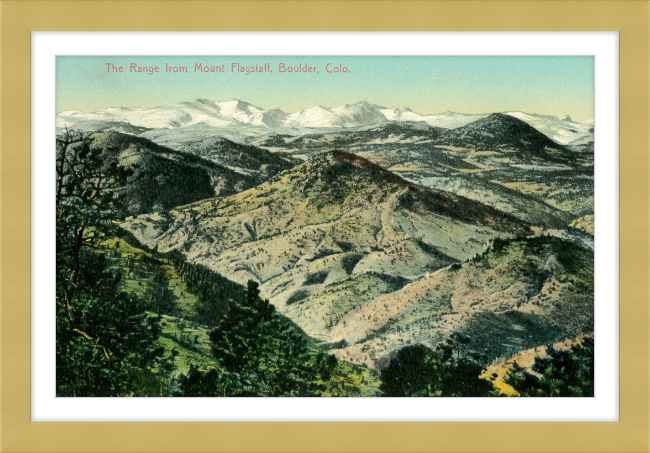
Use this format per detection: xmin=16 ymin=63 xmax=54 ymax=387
xmin=32 ymin=31 xmax=618 ymax=422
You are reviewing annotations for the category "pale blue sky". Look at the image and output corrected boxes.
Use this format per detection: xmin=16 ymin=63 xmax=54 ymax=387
xmin=57 ymin=56 xmax=594 ymax=121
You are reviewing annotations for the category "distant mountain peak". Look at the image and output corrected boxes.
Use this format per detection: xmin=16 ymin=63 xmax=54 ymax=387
xmin=220 ymin=98 xmax=256 ymax=110
xmin=467 ymin=112 xmax=541 ymax=129
xmin=484 ymin=112 xmax=515 ymax=121
xmin=434 ymin=111 xmax=574 ymax=160
xmin=56 ymin=100 xmax=594 ymax=146
xmin=280 ymin=149 xmax=415 ymax=193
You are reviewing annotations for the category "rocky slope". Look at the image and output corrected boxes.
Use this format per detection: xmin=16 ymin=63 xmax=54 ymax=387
xmin=326 ymin=236 xmax=594 ymax=369
xmin=121 ymin=151 xmax=534 ymax=349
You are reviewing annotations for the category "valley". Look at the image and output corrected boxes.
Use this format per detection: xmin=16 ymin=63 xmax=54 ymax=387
xmin=57 ymin=99 xmax=595 ymax=396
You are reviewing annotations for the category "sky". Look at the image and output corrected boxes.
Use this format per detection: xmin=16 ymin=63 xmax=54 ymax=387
xmin=57 ymin=56 xmax=594 ymax=122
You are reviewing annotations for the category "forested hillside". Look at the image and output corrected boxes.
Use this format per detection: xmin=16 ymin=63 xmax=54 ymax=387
xmin=56 ymin=113 xmax=594 ymax=398
xmin=55 ymin=130 xmax=382 ymax=396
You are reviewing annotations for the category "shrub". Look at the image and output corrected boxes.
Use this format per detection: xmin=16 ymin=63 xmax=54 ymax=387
xmin=380 ymin=335 xmax=496 ymax=397
xmin=504 ymin=336 xmax=594 ymax=397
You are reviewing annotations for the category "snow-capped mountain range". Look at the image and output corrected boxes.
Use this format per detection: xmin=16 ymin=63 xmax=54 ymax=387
xmin=57 ymin=99 xmax=594 ymax=145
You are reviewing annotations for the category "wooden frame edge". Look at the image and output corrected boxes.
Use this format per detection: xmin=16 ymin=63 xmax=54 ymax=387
xmin=1 ymin=1 xmax=648 ymax=452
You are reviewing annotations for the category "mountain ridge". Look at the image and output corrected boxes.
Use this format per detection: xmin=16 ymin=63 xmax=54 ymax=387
xmin=87 ymin=131 xmax=266 ymax=214
xmin=121 ymin=151 xmax=534 ymax=353
xmin=119 ymin=152 xmax=591 ymax=372
xmin=432 ymin=113 xmax=575 ymax=160
xmin=57 ymin=99 xmax=594 ymax=145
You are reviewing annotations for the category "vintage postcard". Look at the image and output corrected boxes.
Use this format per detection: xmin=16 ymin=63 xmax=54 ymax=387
xmin=55 ymin=56 xmax=594 ymax=397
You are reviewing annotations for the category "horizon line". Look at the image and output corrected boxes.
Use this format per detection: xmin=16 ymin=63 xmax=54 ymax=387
xmin=56 ymin=98 xmax=594 ymax=123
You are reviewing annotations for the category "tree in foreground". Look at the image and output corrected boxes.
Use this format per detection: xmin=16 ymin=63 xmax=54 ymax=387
xmin=179 ymin=281 xmax=334 ymax=397
xmin=56 ymin=131 xmax=167 ymax=396
xmin=504 ymin=336 xmax=594 ymax=397
xmin=380 ymin=334 xmax=496 ymax=397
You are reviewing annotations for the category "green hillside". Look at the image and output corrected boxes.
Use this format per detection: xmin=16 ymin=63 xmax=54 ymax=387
xmin=100 ymin=232 xmax=381 ymax=396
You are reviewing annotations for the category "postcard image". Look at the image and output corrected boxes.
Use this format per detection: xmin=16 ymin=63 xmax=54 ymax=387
xmin=55 ymin=56 xmax=594 ymax=397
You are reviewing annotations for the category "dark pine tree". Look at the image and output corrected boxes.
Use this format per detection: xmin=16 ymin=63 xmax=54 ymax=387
xmin=56 ymin=130 xmax=166 ymax=396
xmin=504 ymin=336 xmax=594 ymax=397
xmin=380 ymin=334 xmax=496 ymax=397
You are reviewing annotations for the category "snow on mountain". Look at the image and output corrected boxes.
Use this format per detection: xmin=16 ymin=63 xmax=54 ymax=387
xmin=260 ymin=108 xmax=288 ymax=128
xmin=284 ymin=106 xmax=343 ymax=128
xmin=213 ymin=99 xmax=287 ymax=127
xmin=330 ymin=102 xmax=389 ymax=126
xmin=506 ymin=111 xmax=593 ymax=145
xmin=58 ymin=105 xmax=221 ymax=129
xmin=57 ymin=99 xmax=286 ymax=130
xmin=56 ymin=115 xmax=76 ymax=128
xmin=420 ymin=112 xmax=490 ymax=129
xmin=59 ymin=100 xmax=486 ymax=131
xmin=57 ymin=99 xmax=594 ymax=145
xmin=284 ymin=102 xmax=397 ymax=128
xmin=379 ymin=107 xmax=415 ymax=122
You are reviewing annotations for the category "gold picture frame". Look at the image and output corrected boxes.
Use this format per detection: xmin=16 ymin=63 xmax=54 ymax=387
xmin=1 ymin=1 xmax=647 ymax=451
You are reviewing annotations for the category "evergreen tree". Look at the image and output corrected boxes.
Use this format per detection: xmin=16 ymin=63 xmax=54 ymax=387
xmin=144 ymin=267 xmax=177 ymax=316
xmin=56 ymin=131 xmax=166 ymax=396
xmin=178 ymin=281 xmax=330 ymax=397
xmin=504 ymin=336 xmax=594 ymax=397
xmin=380 ymin=335 xmax=496 ymax=397
xmin=177 ymin=365 xmax=229 ymax=397
xmin=208 ymin=281 xmax=325 ymax=396
xmin=173 ymin=260 xmax=241 ymax=327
